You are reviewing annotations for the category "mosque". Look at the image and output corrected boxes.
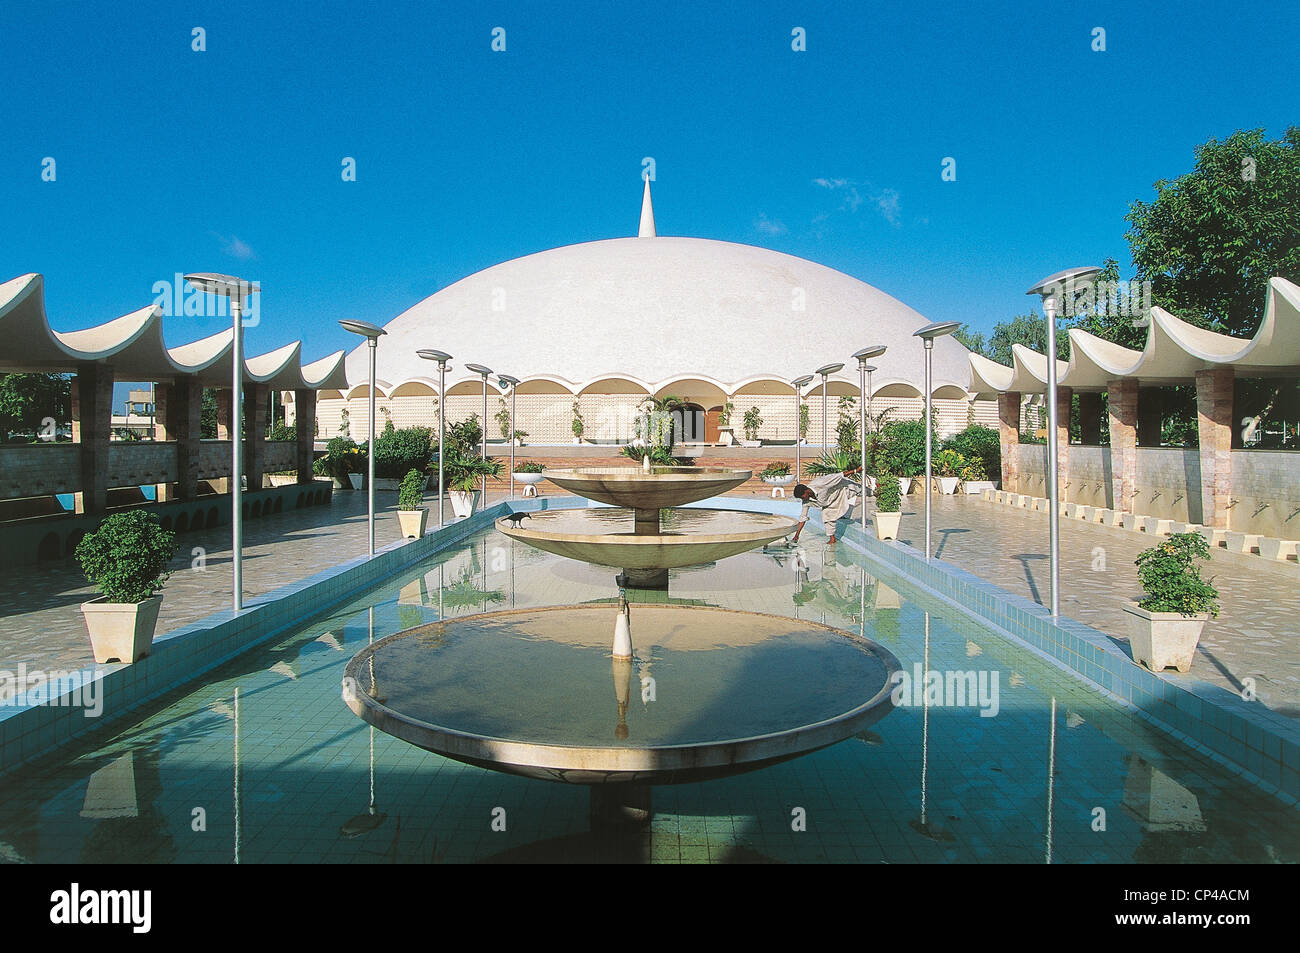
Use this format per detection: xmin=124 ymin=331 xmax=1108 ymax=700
xmin=309 ymin=180 xmax=992 ymax=446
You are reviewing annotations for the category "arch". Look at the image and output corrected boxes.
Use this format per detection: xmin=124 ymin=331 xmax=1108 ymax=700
xmin=388 ymin=378 xmax=440 ymax=398
xmin=251 ymin=500 xmax=263 ymax=518
xmin=207 ymin=506 xmax=220 ymax=528
xmin=65 ymin=529 xmax=86 ymax=557
xmin=445 ymin=379 xmax=503 ymax=397
xmin=733 ymin=376 xmax=796 ymax=396
xmin=317 ymin=389 xmax=345 ymax=401
xmin=295 ymin=491 xmax=304 ymax=509
xmin=871 ymin=379 xmax=924 ymax=398
xmin=345 ymin=380 xmax=392 ymax=400
xmin=578 ymin=376 xmax=650 ymax=396
xmin=174 ymin=512 xmax=189 ymax=533
xmin=653 ymin=377 xmax=728 ymax=408
xmin=315 ymin=488 xmax=325 ymax=505
xmin=516 ymin=376 xmax=577 ymax=395
xmin=273 ymin=497 xmax=283 ymax=513
xmin=38 ymin=531 xmax=61 ymax=561
xmin=931 ymin=382 xmax=971 ymax=400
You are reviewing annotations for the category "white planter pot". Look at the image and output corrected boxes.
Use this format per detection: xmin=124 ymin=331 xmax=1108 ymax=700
xmin=740 ymin=439 xmax=762 ymax=448
xmin=572 ymin=436 xmax=583 ymax=444
xmin=449 ymin=490 xmax=478 ymax=518
xmin=964 ymin=481 xmax=995 ymax=495
xmin=898 ymin=477 xmax=912 ymax=496
xmin=81 ymin=594 xmax=163 ymax=664
xmin=332 ymin=477 xmax=348 ymax=490
xmin=938 ymin=476 xmax=960 ymax=495
xmin=1122 ymin=602 xmax=1209 ymax=674
xmin=718 ymin=427 xmax=735 ymax=446
xmin=397 ymin=508 xmax=429 ymax=539
xmin=874 ymin=511 xmax=902 ymax=541
xmin=347 ymin=473 xmax=363 ymax=491
xmin=373 ymin=477 xmax=401 ymax=493
xmin=762 ymin=475 xmax=795 ymax=487
xmin=514 ymin=472 xmax=545 ymax=486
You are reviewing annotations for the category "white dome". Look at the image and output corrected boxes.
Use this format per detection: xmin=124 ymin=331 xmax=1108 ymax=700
xmin=348 ymin=234 xmax=971 ymax=395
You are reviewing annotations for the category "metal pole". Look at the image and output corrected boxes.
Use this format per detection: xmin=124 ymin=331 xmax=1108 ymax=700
xmin=867 ymin=368 xmax=874 ymax=434
xmin=367 ymin=340 xmax=377 ymax=557
xmin=1046 ymin=296 xmax=1060 ymax=617
xmin=231 ymin=299 xmax=243 ymax=612
xmin=481 ymin=375 xmax=488 ymax=502
xmin=794 ymin=384 xmax=801 ymax=479
xmin=924 ymin=339 xmax=933 ymax=560
xmin=509 ymin=383 xmax=516 ymax=499
xmin=437 ymin=362 xmax=445 ymax=530
xmin=859 ymin=361 xmax=867 ymax=531
xmin=822 ymin=375 xmax=828 ymax=451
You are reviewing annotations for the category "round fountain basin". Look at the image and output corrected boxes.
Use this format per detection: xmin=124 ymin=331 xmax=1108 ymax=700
xmin=342 ymin=605 xmax=899 ymax=785
xmin=542 ymin=466 xmax=752 ymax=509
xmin=497 ymin=507 xmax=798 ymax=568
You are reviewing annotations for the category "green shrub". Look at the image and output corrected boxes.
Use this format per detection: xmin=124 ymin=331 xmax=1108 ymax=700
xmin=397 ymin=469 xmax=426 ymax=509
xmin=443 ymin=415 xmax=483 ymax=459
xmin=514 ymin=460 xmax=545 ymax=474
xmin=934 ymin=448 xmax=966 ymax=477
xmin=267 ymin=423 xmax=296 ymax=442
xmin=878 ymin=417 xmax=937 ymax=478
xmin=443 ymin=453 xmax=502 ymax=492
xmin=874 ymin=474 xmax=902 ymax=512
xmin=371 ymin=426 xmax=433 ymax=479
xmin=621 ymin=444 xmax=678 ymax=466
xmin=742 ymin=406 xmax=763 ymax=441
xmin=805 ymin=448 xmax=858 ymax=476
xmin=1134 ymin=533 xmax=1220 ymax=618
xmin=75 ymin=511 xmax=178 ymax=603
xmin=319 ymin=436 xmax=361 ymax=479
xmin=759 ymin=462 xmax=791 ymax=479
xmin=942 ymin=424 xmax=999 ymax=480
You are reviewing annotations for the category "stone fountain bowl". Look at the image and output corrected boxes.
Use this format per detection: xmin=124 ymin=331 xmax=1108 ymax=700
xmin=542 ymin=466 xmax=752 ymax=509
xmin=342 ymin=604 xmax=900 ymax=786
xmin=497 ymin=507 xmax=797 ymax=569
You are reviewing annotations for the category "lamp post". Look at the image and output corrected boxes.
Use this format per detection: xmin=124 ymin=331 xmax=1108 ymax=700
xmin=1027 ymin=266 xmax=1101 ymax=617
xmin=465 ymin=364 xmax=494 ymax=501
xmin=815 ymin=363 xmax=844 ymax=453
xmin=340 ymin=320 xmax=387 ymax=557
xmin=497 ymin=374 xmax=520 ymax=498
xmin=184 ymin=273 xmax=260 ymax=612
xmin=791 ymin=375 xmax=813 ymax=479
xmin=417 ymin=349 xmax=452 ymax=530
xmin=913 ymin=321 xmax=961 ymax=560
xmin=853 ymin=346 xmax=887 ymax=531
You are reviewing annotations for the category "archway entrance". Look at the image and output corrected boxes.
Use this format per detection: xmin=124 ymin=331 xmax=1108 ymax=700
xmin=671 ymin=403 xmax=707 ymax=443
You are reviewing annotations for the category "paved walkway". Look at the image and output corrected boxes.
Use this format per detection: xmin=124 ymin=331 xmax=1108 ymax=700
xmin=3 ymin=480 xmax=1297 ymax=718
xmin=886 ymin=495 xmax=1300 ymax=718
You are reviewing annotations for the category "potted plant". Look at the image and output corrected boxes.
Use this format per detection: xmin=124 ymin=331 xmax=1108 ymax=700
xmin=798 ymin=403 xmax=810 ymax=445
xmin=571 ymin=401 xmax=585 ymax=444
xmin=513 ymin=459 xmax=546 ymax=489
xmin=873 ymin=472 xmax=902 ymax=541
xmin=958 ymin=457 xmax=994 ymax=495
xmin=934 ymin=449 xmax=965 ymax=495
xmin=75 ymin=511 xmax=178 ymax=664
xmin=741 ymin=406 xmax=764 ymax=447
xmin=495 ymin=399 xmax=513 ymax=445
xmin=717 ymin=401 xmax=735 ymax=446
xmin=759 ymin=461 xmax=794 ymax=491
xmin=1122 ymin=532 xmax=1220 ymax=673
xmin=443 ymin=452 xmax=503 ymax=518
xmin=512 ymin=429 xmax=528 ymax=447
xmin=396 ymin=468 xmax=429 ymax=539
xmin=371 ymin=425 xmax=434 ymax=491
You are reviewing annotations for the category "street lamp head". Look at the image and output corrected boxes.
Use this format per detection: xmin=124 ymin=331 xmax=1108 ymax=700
xmin=815 ymin=363 xmax=845 ymax=377
xmin=417 ymin=349 xmax=453 ymax=366
xmin=339 ymin=319 xmax=387 ymax=342
xmin=497 ymin=374 xmax=521 ymax=388
xmin=914 ymin=321 xmax=962 ymax=342
xmin=184 ymin=273 xmax=260 ymax=299
xmin=791 ymin=375 xmax=815 ymax=388
xmin=1026 ymin=266 xmax=1104 ymax=299
xmin=853 ymin=345 xmax=887 ymax=363
xmin=465 ymin=363 xmax=493 ymax=378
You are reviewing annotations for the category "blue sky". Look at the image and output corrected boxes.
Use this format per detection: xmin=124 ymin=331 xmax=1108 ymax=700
xmin=1 ymin=0 xmax=1295 ymax=405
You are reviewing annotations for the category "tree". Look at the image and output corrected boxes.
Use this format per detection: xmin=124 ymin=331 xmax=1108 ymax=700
xmin=1125 ymin=126 xmax=1300 ymax=338
xmin=201 ymin=389 xmax=218 ymax=438
xmin=953 ymin=326 xmax=987 ymax=357
xmin=0 ymin=373 xmax=71 ymax=441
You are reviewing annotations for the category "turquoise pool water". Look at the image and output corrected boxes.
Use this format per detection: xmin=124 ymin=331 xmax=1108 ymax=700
xmin=0 ymin=529 xmax=1295 ymax=864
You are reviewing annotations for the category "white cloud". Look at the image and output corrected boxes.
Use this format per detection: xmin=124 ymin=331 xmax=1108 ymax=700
xmin=812 ymin=177 xmax=901 ymax=225
xmin=755 ymin=213 xmax=788 ymax=235
xmin=216 ymin=233 xmax=257 ymax=260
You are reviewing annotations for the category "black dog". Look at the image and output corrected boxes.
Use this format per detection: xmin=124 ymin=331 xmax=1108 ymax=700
xmin=501 ymin=512 xmax=532 ymax=527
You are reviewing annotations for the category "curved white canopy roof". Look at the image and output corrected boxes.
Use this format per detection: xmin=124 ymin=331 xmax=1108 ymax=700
xmin=967 ymin=277 xmax=1300 ymax=396
xmin=0 ymin=273 xmax=348 ymax=390
xmin=345 ymin=182 xmax=972 ymax=399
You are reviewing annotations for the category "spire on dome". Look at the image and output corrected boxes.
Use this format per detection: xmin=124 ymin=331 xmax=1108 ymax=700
xmin=638 ymin=176 xmax=656 ymax=238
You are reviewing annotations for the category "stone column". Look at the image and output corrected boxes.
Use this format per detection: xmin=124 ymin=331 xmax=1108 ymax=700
xmin=71 ymin=362 xmax=114 ymax=514
xmin=245 ymin=382 xmax=267 ymax=491
xmin=1055 ymin=386 xmax=1073 ymax=501
xmin=154 ymin=379 xmax=202 ymax=500
xmin=997 ymin=391 xmax=1021 ymax=492
xmin=1195 ymin=367 xmax=1234 ymax=529
xmin=213 ymin=388 xmax=233 ymax=493
xmin=1107 ymin=379 xmax=1137 ymax=513
xmin=294 ymin=388 xmax=317 ymax=484
xmin=1078 ymin=392 xmax=1103 ymax=445
xmin=1137 ymin=387 xmax=1163 ymax=447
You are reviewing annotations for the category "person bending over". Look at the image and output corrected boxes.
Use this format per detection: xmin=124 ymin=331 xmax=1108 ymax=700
xmin=791 ymin=467 xmax=861 ymax=544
